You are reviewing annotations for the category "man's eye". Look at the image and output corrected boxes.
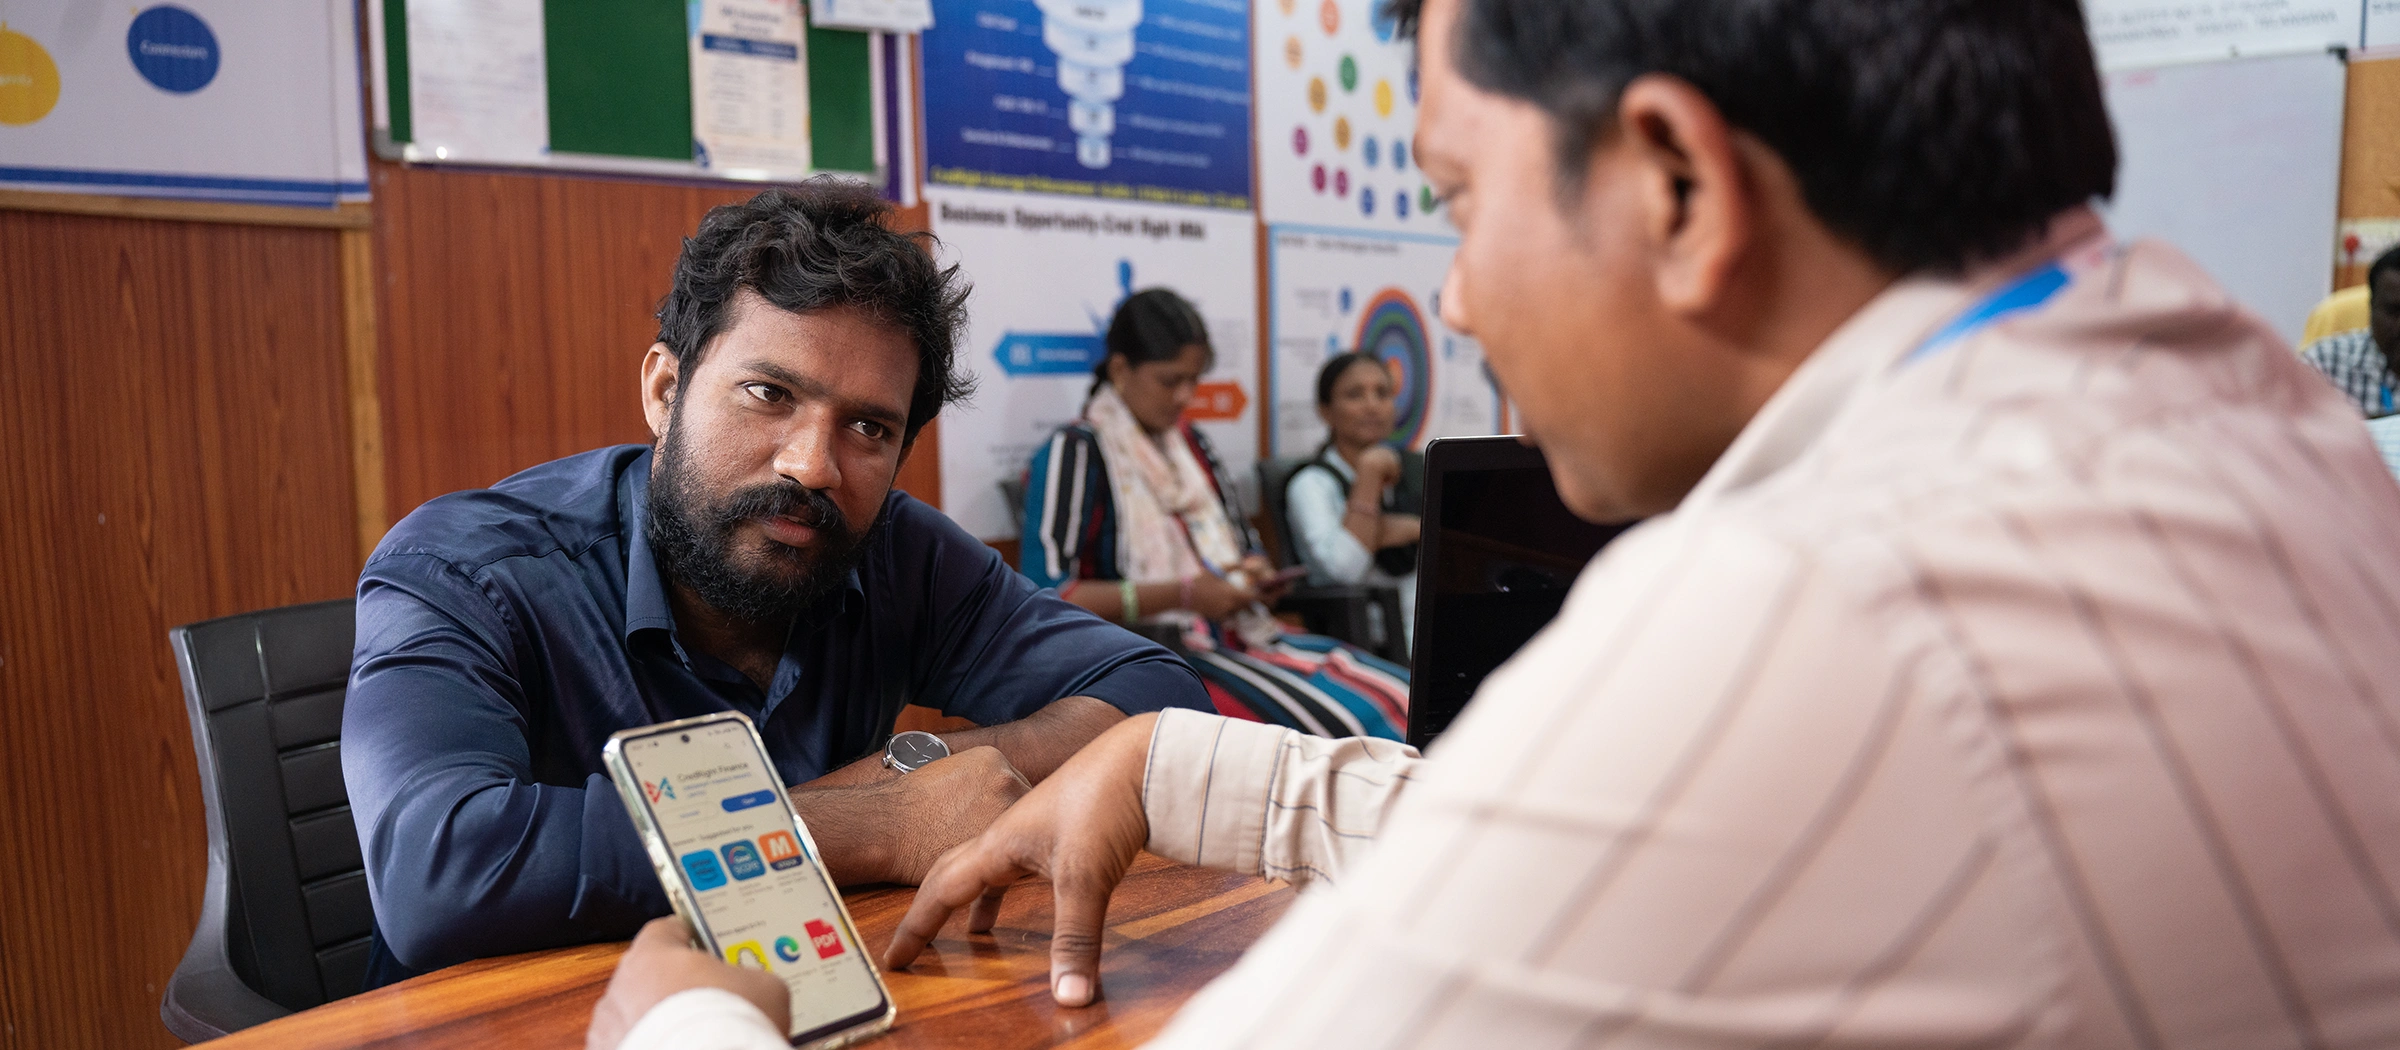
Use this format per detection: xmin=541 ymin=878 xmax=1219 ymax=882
xmin=743 ymin=383 xmax=786 ymax=404
xmin=852 ymin=420 xmax=890 ymax=440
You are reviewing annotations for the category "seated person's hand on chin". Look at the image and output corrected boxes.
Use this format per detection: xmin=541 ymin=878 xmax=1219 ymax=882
xmin=880 ymin=713 xmax=1159 ymax=1007
xmin=587 ymin=917 xmax=788 ymax=1050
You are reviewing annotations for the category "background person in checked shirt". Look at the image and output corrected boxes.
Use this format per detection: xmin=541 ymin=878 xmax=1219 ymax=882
xmin=589 ymin=1 xmax=2400 ymax=1048
xmin=2300 ymin=243 xmax=2400 ymax=416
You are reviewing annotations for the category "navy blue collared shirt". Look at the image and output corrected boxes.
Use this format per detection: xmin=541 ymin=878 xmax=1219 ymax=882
xmin=342 ymin=446 xmax=1204 ymax=975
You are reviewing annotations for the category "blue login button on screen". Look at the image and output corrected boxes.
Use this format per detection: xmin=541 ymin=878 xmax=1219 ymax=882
xmin=721 ymin=789 xmax=777 ymax=813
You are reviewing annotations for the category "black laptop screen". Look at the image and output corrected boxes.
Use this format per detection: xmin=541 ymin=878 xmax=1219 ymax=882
xmin=1406 ymin=440 xmax=1632 ymax=749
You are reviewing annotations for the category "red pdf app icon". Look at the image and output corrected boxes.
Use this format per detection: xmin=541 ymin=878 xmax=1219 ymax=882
xmin=804 ymin=918 xmax=844 ymax=959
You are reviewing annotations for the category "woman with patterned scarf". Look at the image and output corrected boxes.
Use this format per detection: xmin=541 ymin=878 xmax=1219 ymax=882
xmin=1019 ymin=289 xmax=1410 ymax=740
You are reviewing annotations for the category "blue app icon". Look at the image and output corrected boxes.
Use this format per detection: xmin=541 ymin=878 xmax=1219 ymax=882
xmin=774 ymin=935 xmax=804 ymax=962
xmin=680 ymin=849 xmax=727 ymax=891
xmin=722 ymin=841 xmax=766 ymax=881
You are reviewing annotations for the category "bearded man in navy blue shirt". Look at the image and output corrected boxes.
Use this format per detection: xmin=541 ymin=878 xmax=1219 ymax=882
xmin=341 ymin=182 xmax=1209 ymax=983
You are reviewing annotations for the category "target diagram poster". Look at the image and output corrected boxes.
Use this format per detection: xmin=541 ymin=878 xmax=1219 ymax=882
xmin=919 ymin=0 xmax=1251 ymax=210
xmin=1253 ymin=0 xmax=1442 ymax=231
xmin=0 ymin=0 xmax=367 ymax=205
xmin=932 ymin=186 xmax=1260 ymax=540
xmin=1267 ymin=224 xmax=1500 ymax=458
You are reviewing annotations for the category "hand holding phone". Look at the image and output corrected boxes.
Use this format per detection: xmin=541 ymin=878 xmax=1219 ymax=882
xmin=604 ymin=714 xmax=895 ymax=1049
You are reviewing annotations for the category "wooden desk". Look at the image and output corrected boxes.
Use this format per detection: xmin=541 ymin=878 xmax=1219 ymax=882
xmin=205 ymin=855 xmax=1291 ymax=1050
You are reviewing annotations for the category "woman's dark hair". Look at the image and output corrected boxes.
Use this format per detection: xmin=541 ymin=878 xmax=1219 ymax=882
xmin=1092 ymin=288 xmax=1213 ymax=396
xmin=1385 ymin=0 xmax=2118 ymax=276
xmin=656 ymin=179 xmax=973 ymax=444
xmin=1315 ymin=351 xmax=1386 ymax=407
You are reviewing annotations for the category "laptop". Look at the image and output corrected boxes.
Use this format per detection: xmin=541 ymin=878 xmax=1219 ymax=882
xmin=1405 ymin=436 xmax=1634 ymax=750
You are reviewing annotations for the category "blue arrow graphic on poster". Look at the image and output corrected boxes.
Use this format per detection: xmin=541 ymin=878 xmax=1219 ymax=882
xmin=994 ymin=259 xmax=1133 ymax=377
xmin=995 ymin=332 xmax=1107 ymax=376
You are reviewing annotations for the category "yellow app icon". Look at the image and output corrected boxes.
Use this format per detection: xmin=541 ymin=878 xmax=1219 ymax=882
xmin=723 ymin=940 xmax=773 ymax=972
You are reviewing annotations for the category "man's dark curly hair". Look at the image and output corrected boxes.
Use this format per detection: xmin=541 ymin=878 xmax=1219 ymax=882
xmin=656 ymin=179 xmax=973 ymax=444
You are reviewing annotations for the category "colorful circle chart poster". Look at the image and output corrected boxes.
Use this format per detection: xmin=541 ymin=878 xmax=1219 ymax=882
xmin=1267 ymin=225 xmax=1500 ymax=458
xmin=1254 ymin=0 xmax=1439 ymax=231
xmin=919 ymin=0 xmax=1252 ymax=211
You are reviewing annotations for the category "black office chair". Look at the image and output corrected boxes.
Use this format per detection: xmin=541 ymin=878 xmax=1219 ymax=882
xmin=161 ymin=599 xmax=372 ymax=1042
xmin=1255 ymin=457 xmax=1409 ymax=664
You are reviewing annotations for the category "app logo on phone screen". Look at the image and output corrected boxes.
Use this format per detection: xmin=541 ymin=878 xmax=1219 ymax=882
xmin=680 ymin=849 xmax=727 ymax=891
xmin=805 ymin=918 xmax=844 ymax=959
xmin=722 ymin=841 xmax=765 ymax=881
xmin=758 ymin=830 xmax=803 ymax=871
xmin=774 ymin=935 xmax=804 ymax=962
xmin=724 ymin=940 xmax=772 ymax=971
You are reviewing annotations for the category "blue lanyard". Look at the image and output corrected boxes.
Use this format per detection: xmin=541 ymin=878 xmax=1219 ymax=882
xmin=1903 ymin=262 xmax=2072 ymax=365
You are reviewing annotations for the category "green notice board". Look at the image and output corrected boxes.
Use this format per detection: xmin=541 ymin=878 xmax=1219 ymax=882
xmin=377 ymin=0 xmax=878 ymax=177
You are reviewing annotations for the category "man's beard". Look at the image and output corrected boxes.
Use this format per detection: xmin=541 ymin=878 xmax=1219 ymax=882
xmin=645 ymin=424 xmax=874 ymax=625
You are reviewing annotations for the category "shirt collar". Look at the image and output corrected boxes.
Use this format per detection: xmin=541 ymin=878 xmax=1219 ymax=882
xmin=1317 ymin=444 xmax=1358 ymax=482
xmin=616 ymin=449 xmax=868 ymax=650
xmin=1676 ymin=206 xmax=2109 ymax=514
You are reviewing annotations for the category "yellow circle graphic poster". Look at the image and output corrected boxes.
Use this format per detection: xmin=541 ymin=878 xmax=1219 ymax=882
xmin=0 ymin=25 xmax=63 ymax=126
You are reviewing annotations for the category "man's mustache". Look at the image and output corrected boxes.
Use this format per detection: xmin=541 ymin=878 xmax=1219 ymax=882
xmin=715 ymin=482 xmax=847 ymax=535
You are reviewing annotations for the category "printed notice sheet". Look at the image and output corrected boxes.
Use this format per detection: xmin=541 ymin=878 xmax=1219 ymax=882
xmin=407 ymin=0 xmax=549 ymax=163
xmin=692 ymin=0 xmax=813 ymax=176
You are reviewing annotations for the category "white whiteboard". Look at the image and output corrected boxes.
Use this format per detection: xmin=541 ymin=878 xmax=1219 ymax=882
xmin=2100 ymin=51 xmax=2346 ymax=346
xmin=0 ymin=1 xmax=366 ymax=207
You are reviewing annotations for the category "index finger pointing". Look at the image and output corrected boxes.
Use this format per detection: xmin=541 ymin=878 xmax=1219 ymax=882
xmin=881 ymin=843 xmax=1030 ymax=970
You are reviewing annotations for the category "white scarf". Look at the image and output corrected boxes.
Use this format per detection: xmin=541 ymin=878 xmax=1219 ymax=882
xmin=1084 ymin=386 xmax=1278 ymax=644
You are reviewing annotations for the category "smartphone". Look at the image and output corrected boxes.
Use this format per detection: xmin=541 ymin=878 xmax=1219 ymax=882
xmin=603 ymin=713 xmax=895 ymax=1049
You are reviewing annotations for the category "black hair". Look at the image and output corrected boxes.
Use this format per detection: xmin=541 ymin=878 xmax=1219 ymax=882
xmin=1316 ymin=351 xmax=1386 ymax=407
xmin=1385 ymin=0 xmax=2118 ymax=276
xmin=656 ymin=180 xmax=973 ymax=443
xmin=2371 ymin=244 xmax=2400 ymax=303
xmin=1091 ymin=288 xmax=1213 ymax=397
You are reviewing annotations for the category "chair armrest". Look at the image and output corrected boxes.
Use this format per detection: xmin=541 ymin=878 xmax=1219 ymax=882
xmin=161 ymin=928 xmax=290 ymax=1042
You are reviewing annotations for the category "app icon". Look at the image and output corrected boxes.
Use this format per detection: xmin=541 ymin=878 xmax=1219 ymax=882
xmin=679 ymin=849 xmax=727 ymax=891
xmin=723 ymin=940 xmax=772 ymax=971
xmin=721 ymin=841 xmax=765 ymax=881
xmin=643 ymin=778 xmax=675 ymax=804
xmin=804 ymin=918 xmax=844 ymax=959
xmin=758 ymin=830 xmax=803 ymax=871
xmin=774 ymin=935 xmax=804 ymax=963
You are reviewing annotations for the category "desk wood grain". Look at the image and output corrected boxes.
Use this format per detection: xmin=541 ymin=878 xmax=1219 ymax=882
xmin=205 ymin=855 xmax=1291 ymax=1050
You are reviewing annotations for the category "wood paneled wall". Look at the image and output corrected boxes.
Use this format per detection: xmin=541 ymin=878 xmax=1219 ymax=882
xmin=0 ymin=212 xmax=363 ymax=1050
xmin=2337 ymin=56 xmax=2400 ymax=288
xmin=368 ymin=161 xmax=941 ymax=529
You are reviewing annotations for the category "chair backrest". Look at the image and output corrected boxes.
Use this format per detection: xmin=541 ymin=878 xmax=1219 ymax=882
xmin=1254 ymin=455 xmax=1318 ymax=570
xmin=166 ymin=599 xmax=369 ymax=1032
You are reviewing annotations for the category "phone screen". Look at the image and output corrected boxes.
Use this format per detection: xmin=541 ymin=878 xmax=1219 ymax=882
xmin=618 ymin=720 xmax=888 ymax=1042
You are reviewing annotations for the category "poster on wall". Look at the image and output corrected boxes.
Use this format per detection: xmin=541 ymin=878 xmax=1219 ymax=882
xmin=918 ymin=0 xmax=1251 ymax=210
xmin=1254 ymin=0 xmax=1443 ymax=231
xmin=0 ymin=0 xmax=367 ymax=205
xmin=2083 ymin=0 xmax=2359 ymax=68
xmin=2371 ymin=1 xmax=2400 ymax=49
xmin=1266 ymin=224 xmax=1500 ymax=459
xmin=933 ymin=186 xmax=1260 ymax=540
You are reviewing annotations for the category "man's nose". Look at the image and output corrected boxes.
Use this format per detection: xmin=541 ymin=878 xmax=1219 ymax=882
xmin=771 ymin=414 xmax=843 ymax=492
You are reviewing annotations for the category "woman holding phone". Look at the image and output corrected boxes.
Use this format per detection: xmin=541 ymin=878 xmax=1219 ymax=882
xmin=1019 ymin=289 xmax=1409 ymax=740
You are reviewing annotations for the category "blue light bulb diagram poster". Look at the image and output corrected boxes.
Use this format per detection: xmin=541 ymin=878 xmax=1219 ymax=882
xmin=919 ymin=0 xmax=1252 ymax=210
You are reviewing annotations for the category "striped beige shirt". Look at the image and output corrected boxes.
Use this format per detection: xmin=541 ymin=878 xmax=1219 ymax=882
xmin=1142 ymin=211 xmax=2400 ymax=1049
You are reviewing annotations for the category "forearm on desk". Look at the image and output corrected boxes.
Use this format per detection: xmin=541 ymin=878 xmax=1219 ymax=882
xmin=1141 ymin=708 xmax=1423 ymax=885
xmin=939 ymin=694 xmax=1126 ymax=783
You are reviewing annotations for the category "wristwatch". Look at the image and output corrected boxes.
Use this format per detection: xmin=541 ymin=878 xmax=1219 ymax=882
xmin=882 ymin=730 xmax=951 ymax=774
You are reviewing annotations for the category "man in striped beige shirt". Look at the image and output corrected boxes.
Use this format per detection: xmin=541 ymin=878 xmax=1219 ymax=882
xmin=590 ymin=0 xmax=2400 ymax=1047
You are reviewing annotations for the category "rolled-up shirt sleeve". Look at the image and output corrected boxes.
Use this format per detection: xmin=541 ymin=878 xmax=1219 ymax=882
xmin=1285 ymin=466 xmax=1374 ymax=585
xmin=897 ymin=497 xmax=1209 ymax=723
xmin=619 ymin=989 xmax=790 ymax=1050
xmin=342 ymin=554 xmax=665 ymax=971
xmin=1141 ymin=708 xmax=1422 ymax=885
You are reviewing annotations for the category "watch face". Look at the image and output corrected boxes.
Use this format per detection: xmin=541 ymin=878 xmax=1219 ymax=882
xmin=887 ymin=731 xmax=949 ymax=772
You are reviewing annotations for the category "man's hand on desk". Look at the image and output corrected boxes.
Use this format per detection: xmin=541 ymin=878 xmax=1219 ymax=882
xmin=789 ymin=745 xmax=1032 ymax=886
xmin=880 ymin=713 xmax=1159 ymax=1007
xmin=587 ymin=917 xmax=788 ymax=1050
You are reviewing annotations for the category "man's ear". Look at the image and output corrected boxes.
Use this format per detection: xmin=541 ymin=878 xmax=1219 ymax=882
xmin=641 ymin=343 xmax=679 ymax=440
xmin=1608 ymin=74 xmax=1755 ymax=318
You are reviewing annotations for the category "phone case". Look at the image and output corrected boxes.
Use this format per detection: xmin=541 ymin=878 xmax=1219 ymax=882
xmin=602 ymin=712 xmax=897 ymax=1050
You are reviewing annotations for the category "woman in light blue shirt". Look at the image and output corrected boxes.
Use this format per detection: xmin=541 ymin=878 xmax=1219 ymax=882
xmin=1284 ymin=352 xmax=1422 ymax=645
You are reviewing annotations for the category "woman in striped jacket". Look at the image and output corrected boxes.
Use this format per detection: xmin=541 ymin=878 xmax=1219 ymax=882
xmin=1019 ymin=289 xmax=1410 ymax=740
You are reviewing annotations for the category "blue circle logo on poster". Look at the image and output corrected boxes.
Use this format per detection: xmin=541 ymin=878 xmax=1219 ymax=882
xmin=128 ymin=6 xmax=219 ymax=93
